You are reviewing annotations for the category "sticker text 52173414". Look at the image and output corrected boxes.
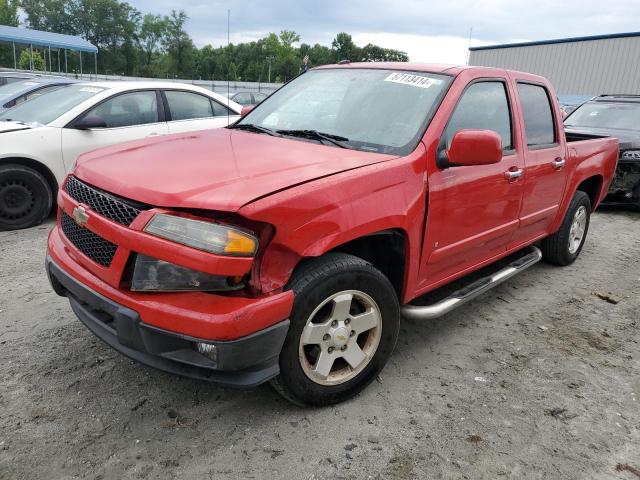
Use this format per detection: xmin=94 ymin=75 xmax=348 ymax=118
xmin=384 ymin=72 xmax=442 ymax=89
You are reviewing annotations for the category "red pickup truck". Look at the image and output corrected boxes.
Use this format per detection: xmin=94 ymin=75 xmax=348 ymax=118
xmin=46 ymin=63 xmax=618 ymax=406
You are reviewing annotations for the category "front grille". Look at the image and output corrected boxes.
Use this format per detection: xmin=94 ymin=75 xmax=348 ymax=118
xmin=65 ymin=176 xmax=145 ymax=226
xmin=61 ymin=212 xmax=117 ymax=267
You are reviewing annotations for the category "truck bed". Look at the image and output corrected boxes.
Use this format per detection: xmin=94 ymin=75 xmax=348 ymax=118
xmin=565 ymin=130 xmax=610 ymax=143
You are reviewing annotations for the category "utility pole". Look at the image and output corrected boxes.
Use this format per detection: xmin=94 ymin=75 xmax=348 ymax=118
xmin=266 ymin=55 xmax=274 ymax=83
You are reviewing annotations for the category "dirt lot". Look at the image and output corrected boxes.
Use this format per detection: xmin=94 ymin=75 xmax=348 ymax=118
xmin=0 ymin=209 xmax=639 ymax=480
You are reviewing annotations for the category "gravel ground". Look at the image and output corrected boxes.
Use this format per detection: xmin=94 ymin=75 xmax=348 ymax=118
xmin=0 ymin=209 xmax=639 ymax=480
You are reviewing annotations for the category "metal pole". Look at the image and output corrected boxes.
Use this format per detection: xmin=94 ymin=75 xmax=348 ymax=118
xmin=30 ymin=44 xmax=33 ymax=70
xmin=58 ymin=49 xmax=60 ymax=72
xmin=266 ymin=55 xmax=274 ymax=83
xmin=94 ymin=53 xmax=97 ymax=79
xmin=12 ymin=42 xmax=16 ymax=69
xmin=64 ymin=50 xmax=67 ymax=73
xmin=79 ymin=51 xmax=83 ymax=75
xmin=48 ymin=46 xmax=52 ymax=73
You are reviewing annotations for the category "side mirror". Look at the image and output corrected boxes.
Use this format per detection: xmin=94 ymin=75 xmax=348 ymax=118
xmin=444 ymin=129 xmax=503 ymax=167
xmin=74 ymin=115 xmax=107 ymax=130
xmin=240 ymin=105 xmax=255 ymax=118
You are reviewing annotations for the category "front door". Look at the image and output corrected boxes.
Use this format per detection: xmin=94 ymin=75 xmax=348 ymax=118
xmin=418 ymin=79 xmax=526 ymax=291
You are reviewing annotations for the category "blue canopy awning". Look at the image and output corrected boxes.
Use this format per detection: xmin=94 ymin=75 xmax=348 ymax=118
xmin=0 ymin=25 xmax=97 ymax=53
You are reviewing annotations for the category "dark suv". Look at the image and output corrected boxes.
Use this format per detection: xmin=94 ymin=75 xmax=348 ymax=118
xmin=565 ymin=94 xmax=640 ymax=208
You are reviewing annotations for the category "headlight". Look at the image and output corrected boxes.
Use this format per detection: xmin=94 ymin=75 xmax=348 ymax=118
xmin=144 ymin=214 xmax=258 ymax=257
xmin=130 ymin=254 xmax=244 ymax=292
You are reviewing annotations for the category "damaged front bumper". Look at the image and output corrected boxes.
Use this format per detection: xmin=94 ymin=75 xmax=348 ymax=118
xmin=604 ymin=159 xmax=640 ymax=206
xmin=47 ymin=257 xmax=290 ymax=388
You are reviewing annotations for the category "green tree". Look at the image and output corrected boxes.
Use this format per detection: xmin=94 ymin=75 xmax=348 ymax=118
xmin=0 ymin=0 xmax=19 ymax=25
xmin=331 ymin=32 xmax=359 ymax=62
xmin=361 ymin=44 xmax=408 ymax=62
xmin=0 ymin=0 xmax=19 ymax=67
xmin=18 ymin=49 xmax=45 ymax=70
xmin=12 ymin=0 xmax=410 ymax=80
xmin=139 ymin=14 xmax=167 ymax=76
xmin=163 ymin=10 xmax=195 ymax=78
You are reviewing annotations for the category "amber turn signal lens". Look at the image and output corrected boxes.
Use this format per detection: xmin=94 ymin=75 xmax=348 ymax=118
xmin=224 ymin=230 xmax=258 ymax=256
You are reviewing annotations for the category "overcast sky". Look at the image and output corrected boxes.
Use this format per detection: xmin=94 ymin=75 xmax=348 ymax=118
xmin=128 ymin=0 xmax=640 ymax=64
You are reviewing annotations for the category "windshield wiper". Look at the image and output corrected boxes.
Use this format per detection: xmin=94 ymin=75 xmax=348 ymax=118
xmin=0 ymin=118 xmax=24 ymax=124
xmin=276 ymin=129 xmax=353 ymax=149
xmin=231 ymin=123 xmax=280 ymax=137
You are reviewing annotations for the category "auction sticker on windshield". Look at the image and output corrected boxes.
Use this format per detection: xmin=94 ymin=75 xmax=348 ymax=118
xmin=384 ymin=72 xmax=442 ymax=89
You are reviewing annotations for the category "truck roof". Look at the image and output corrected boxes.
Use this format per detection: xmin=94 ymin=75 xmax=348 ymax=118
xmin=313 ymin=62 xmax=549 ymax=83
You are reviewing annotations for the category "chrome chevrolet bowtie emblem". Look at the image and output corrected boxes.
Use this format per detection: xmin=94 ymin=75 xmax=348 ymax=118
xmin=72 ymin=206 xmax=90 ymax=225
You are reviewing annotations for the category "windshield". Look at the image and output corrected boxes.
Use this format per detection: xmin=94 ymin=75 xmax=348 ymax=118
xmin=565 ymin=102 xmax=640 ymax=131
xmin=238 ymin=68 xmax=452 ymax=154
xmin=0 ymin=80 xmax=42 ymax=100
xmin=0 ymin=85 xmax=105 ymax=124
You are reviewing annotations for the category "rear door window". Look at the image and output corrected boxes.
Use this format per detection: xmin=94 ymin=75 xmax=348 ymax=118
xmin=444 ymin=81 xmax=513 ymax=151
xmin=517 ymin=83 xmax=556 ymax=147
xmin=165 ymin=90 xmax=214 ymax=121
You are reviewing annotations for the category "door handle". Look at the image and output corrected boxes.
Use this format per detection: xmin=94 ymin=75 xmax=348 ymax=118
xmin=504 ymin=169 xmax=523 ymax=181
xmin=553 ymin=157 xmax=566 ymax=169
xmin=146 ymin=132 xmax=161 ymax=137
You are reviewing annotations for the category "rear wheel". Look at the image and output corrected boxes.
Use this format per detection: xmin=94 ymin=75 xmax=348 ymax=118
xmin=271 ymin=253 xmax=400 ymax=406
xmin=541 ymin=190 xmax=591 ymax=266
xmin=0 ymin=164 xmax=53 ymax=231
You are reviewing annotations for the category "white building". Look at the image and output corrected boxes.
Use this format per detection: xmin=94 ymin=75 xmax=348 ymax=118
xmin=469 ymin=32 xmax=640 ymax=98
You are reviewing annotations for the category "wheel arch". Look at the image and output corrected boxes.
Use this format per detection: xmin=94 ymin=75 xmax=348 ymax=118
xmin=323 ymin=229 xmax=409 ymax=299
xmin=575 ymin=174 xmax=603 ymax=211
xmin=0 ymin=157 xmax=59 ymax=200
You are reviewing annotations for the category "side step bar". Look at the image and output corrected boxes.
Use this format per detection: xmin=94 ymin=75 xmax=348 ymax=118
xmin=401 ymin=246 xmax=542 ymax=320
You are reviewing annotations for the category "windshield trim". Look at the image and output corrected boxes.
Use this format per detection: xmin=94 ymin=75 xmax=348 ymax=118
xmin=236 ymin=68 xmax=456 ymax=156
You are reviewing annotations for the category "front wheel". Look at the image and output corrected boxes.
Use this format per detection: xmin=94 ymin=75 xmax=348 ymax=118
xmin=271 ymin=253 xmax=400 ymax=406
xmin=0 ymin=164 xmax=53 ymax=230
xmin=541 ymin=190 xmax=591 ymax=266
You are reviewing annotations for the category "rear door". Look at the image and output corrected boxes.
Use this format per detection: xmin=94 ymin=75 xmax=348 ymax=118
xmin=163 ymin=90 xmax=238 ymax=134
xmin=61 ymin=90 xmax=168 ymax=169
xmin=420 ymin=77 xmax=526 ymax=289
xmin=509 ymin=80 xmax=568 ymax=248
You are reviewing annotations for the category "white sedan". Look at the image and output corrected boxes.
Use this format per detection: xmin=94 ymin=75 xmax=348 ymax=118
xmin=0 ymin=81 xmax=241 ymax=230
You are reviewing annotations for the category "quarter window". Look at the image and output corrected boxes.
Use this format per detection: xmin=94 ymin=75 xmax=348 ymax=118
xmin=444 ymin=81 xmax=513 ymax=151
xmin=517 ymin=83 xmax=556 ymax=146
xmin=165 ymin=91 xmax=214 ymax=121
xmin=211 ymin=100 xmax=231 ymax=117
xmin=84 ymin=91 xmax=159 ymax=128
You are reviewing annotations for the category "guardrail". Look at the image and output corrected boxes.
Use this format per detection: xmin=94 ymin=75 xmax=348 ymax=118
xmin=0 ymin=67 xmax=282 ymax=94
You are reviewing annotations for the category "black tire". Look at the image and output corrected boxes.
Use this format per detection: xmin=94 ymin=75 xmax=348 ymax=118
xmin=0 ymin=164 xmax=53 ymax=230
xmin=541 ymin=190 xmax=591 ymax=266
xmin=271 ymin=253 xmax=400 ymax=406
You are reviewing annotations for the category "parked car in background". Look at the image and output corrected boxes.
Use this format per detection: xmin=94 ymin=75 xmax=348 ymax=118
xmin=0 ymin=81 xmax=241 ymax=230
xmin=46 ymin=64 xmax=617 ymax=406
xmin=0 ymin=71 xmax=39 ymax=86
xmin=0 ymin=77 xmax=79 ymax=113
xmin=231 ymin=91 xmax=269 ymax=106
xmin=565 ymin=94 xmax=640 ymax=207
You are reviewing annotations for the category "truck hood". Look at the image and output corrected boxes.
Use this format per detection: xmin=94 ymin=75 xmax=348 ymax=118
xmin=74 ymin=128 xmax=395 ymax=211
